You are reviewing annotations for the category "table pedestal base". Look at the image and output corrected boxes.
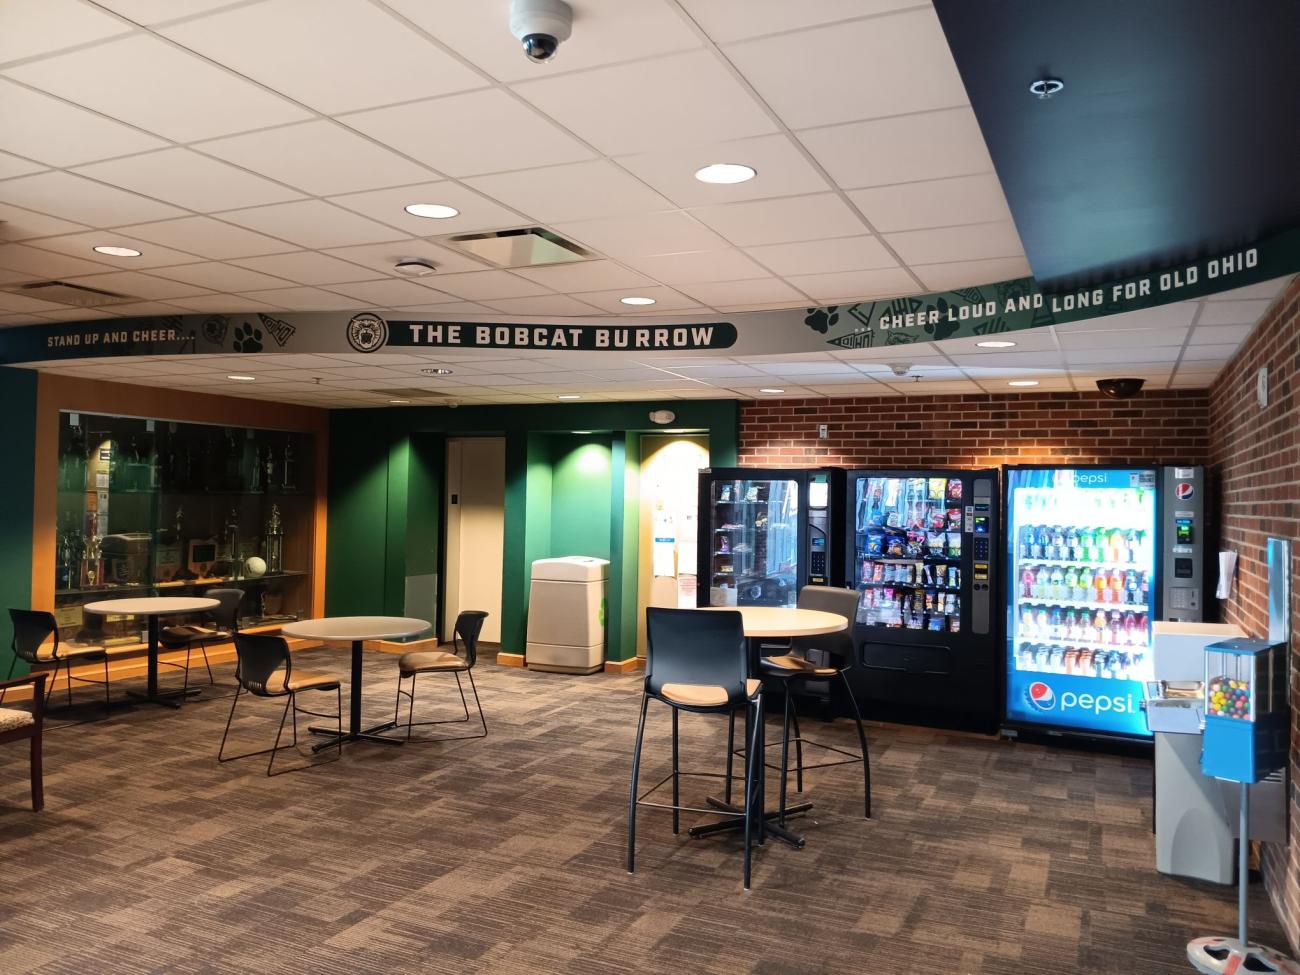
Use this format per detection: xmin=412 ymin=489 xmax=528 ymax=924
xmin=125 ymin=686 xmax=201 ymax=710
xmin=687 ymin=795 xmax=812 ymax=849
xmin=308 ymin=720 xmax=404 ymax=752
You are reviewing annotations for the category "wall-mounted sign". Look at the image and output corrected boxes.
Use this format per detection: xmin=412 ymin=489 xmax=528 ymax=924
xmin=384 ymin=318 xmax=737 ymax=352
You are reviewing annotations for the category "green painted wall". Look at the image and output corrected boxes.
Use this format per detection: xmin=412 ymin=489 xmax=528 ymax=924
xmin=326 ymin=399 xmax=739 ymax=660
xmin=0 ymin=368 xmax=38 ymax=677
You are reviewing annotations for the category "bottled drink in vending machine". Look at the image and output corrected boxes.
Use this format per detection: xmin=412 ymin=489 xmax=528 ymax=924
xmin=1064 ymin=607 xmax=1078 ymax=639
xmin=1020 ymin=524 xmax=1035 ymax=559
xmin=1050 ymin=525 xmax=1066 ymax=561
xmin=1122 ymin=610 xmax=1137 ymax=645
xmin=1078 ymin=527 xmax=1095 ymax=561
xmin=1034 ymin=524 xmax=1049 ymax=559
xmin=1063 ymin=565 xmax=1078 ymax=598
xmin=1124 ymin=569 xmax=1139 ymax=604
xmin=1035 ymin=564 xmax=1050 ymax=598
xmin=1021 ymin=604 xmax=1035 ymax=634
xmin=1049 ymin=565 xmax=1064 ymax=599
xmin=1021 ymin=566 xmax=1035 ymax=598
xmin=1110 ymin=569 xmax=1125 ymax=603
xmin=1049 ymin=606 xmax=1063 ymax=638
xmin=1065 ymin=526 xmax=1080 ymax=560
xmin=1092 ymin=609 xmax=1107 ymax=641
xmin=1076 ymin=566 xmax=1093 ymax=601
xmin=1094 ymin=568 xmax=1110 ymax=603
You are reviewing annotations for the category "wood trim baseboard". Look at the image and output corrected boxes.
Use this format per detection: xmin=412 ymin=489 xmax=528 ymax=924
xmin=603 ymin=656 xmax=644 ymax=673
xmin=495 ymin=651 xmax=526 ymax=668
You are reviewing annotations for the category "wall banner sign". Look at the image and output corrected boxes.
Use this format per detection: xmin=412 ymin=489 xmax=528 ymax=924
xmin=1 ymin=227 xmax=1296 ymax=367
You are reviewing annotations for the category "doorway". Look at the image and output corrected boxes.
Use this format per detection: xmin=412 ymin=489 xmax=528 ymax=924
xmin=444 ymin=437 xmax=505 ymax=644
xmin=636 ymin=435 xmax=710 ymax=657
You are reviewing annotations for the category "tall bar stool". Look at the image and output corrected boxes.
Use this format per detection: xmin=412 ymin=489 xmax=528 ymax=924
xmin=628 ymin=607 xmax=765 ymax=889
xmin=8 ymin=609 xmax=111 ymax=718
xmin=159 ymin=587 xmax=244 ymax=691
xmin=749 ymin=586 xmax=871 ymax=822
xmin=389 ymin=610 xmax=488 ymax=742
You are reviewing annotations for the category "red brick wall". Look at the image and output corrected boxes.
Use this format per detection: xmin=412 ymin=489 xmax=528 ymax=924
xmin=737 ymin=389 xmax=1210 ymax=469
xmin=1209 ymin=275 xmax=1300 ymax=954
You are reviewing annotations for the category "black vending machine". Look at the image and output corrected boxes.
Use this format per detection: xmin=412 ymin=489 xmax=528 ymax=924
xmin=697 ymin=468 xmax=845 ymax=608
xmin=843 ymin=469 xmax=1000 ymax=732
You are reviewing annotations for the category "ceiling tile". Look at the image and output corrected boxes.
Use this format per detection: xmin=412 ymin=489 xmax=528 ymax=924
xmin=0 ymin=151 xmax=45 ymax=180
xmin=804 ymin=380 xmax=896 ymax=396
xmin=31 ymin=308 xmax=117 ymax=322
xmin=237 ymin=286 xmax=364 ymax=311
xmin=679 ymin=0 xmax=926 ymax=43
xmin=884 ymin=220 xmax=1025 ymax=265
xmin=616 ymin=133 xmax=832 ymax=208
xmin=689 ymin=193 xmax=866 ymax=247
xmin=510 ymin=259 xmax=654 ymax=293
xmin=638 ymin=251 xmax=787 ymax=290
xmin=0 ymin=242 xmax=115 ymax=278
xmin=61 ymin=269 xmax=213 ymax=300
xmin=25 ymin=230 xmax=202 ymax=270
xmin=323 ymin=239 xmax=488 ymax=276
xmin=1057 ymin=327 xmax=1189 ymax=351
xmin=1063 ymin=346 xmax=1185 ymax=366
xmin=389 ymin=0 xmax=701 ymax=83
xmin=481 ymin=295 xmax=605 ymax=316
xmin=150 ymin=261 xmax=296 ymax=292
xmin=343 ymin=88 xmax=594 ymax=178
xmin=229 ymin=251 xmax=378 ymax=286
xmin=935 ymin=329 xmax=1060 ymax=355
xmin=745 ymin=235 xmax=897 ymax=276
xmin=5 ymin=34 xmax=311 ymax=141
xmin=0 ymin=202 xmax=89 ymax=242
xmin=1203 ymin=276 xmax=1292 ymax=302
xmin=0 ymin=0 xmax=131 ymax=63
xmin=217 ymin=200 xmax=405 ymax=249
xmin=117 ymin=216 xmax=299 ymax=260
xmin=799 ymin=107 xmax=994 ymax=190
xmin=782 ymin=266 xmax=921 ymax=301
xmin=466 ymin=160 xmax=673 ymax=223
xmin=165 ymin=294 xmax=287 ymax=313
xmin=513 ymin=50 xmax=776 ymax=155
xmin=197 ymin=121 xmax=439 ymax=197
xmin=570 ymin=286 xmax=700 ymax=313
xmin=1058 ymin=302 xmax=1199 ymax=332
xmin=912 ymin=256 xmax=1033 ymax=291
xmin=390 ymin=300 xmax=496 ymax=316
xmin=1188 ymin=323 xmax=1252 ymax=345
xmin=725 ymin=7 xmax=967 ymax=129
xmin=0 ymin=313 xmax=51 ymax=327
xmin=849 ymin=173 xmax=1014 ymax=233
xmin=678 ymin=278 xmax=804 ymax=306
xmin=0 ymin=78 xmax=169 ymax=167
xmin=554 ymin=211 xmax=727 ymax=259
xmin=0 ymin=170 xmax=185 ymax=226
xmin=417 ymin=270 xmax=550 ymax=301
xmin=1180 ymin=343 xmax=1240 ymax=362
xmin=0 ymin=291 xmax=69 ymax=314
xmin=160 ymin=0 xmax=484 ymax=114
xmin=328 ymin=278 xmax=451 ymax=307
xmin=74 ymin=148 xmax=304 ymax=212
xmin=92 ymin=1 xmax=246 ymax=26
xmin=1197 ymin=299 xmax=1273 ymax=326
xmin=327 ymin=181 xmax=525 ymax=236
xmin=949 ymin=351 xmax=1067 ymax=370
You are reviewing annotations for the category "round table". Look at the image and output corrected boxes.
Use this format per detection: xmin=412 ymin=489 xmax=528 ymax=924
xmin=83 ymin=596 xmax=220 ymax=708
xmin=281 ymin=616 xmax=429 ymax=750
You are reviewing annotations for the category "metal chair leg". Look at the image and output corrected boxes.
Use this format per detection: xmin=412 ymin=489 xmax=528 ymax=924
xmin=743 ymin=694 xmax=763 ymax=890
xmin=790 ymin=703 xmax=804 ymax=793
xmin=779 ymin=684 xmax=792 ymax=825
xmin=724 ymin=710 xmax=735 ymax=805
xmin=671 ymin=707 xmax=680 ymax=835
xmin=182 ymin=645 xmax=191 ymax=696
xmin=44 ymin=660 xmax=61 ymax=708
xmin=839 ymin=671 xmax=871 ymax=819
xmin=217 ymin=685 xmax=242 ymax=762
xmin=393 ymin=668 xmax=487 ymax=742
xmin=199 ymin=640 xmax=215 ymax=685
xmin=103 ymin=655 xmax=111 ymax=719
xmin=627 ymin=693 xmax=649 ymax=873
xmin=266 ymin=696 xmax=293 ymax=777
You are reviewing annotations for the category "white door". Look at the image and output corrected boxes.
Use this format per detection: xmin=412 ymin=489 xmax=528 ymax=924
xmin=444 ymin=437 xmax=505 ymax=644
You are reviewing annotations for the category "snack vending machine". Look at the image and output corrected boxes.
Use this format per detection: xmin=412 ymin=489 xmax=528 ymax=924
xmin=843 ymin=469 xmax=1000 ymax=732
xmin=1003 ymin=465 xmax=1207 ymax=740
xmin=697 ymin=468 xmax=843 ymax=608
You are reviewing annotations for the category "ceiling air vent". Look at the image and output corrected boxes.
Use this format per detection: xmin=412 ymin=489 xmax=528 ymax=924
xmin=441 ymin=227 xmax=589 ymax=268
xmin=7 ymin=280 xmax=138 ymax=307
xmin=370 ymin=388 xmax=451 ymax=399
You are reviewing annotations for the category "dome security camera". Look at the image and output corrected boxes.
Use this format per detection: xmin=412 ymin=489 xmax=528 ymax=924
xmin=1096 ymin=377 xmax=1146 ymax=399
xmin=510 ymin=0 xmax=573 ymax=63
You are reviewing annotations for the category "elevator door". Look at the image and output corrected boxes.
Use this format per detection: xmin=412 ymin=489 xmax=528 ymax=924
xmin=445 ymin=438 xmax=505 ymax=644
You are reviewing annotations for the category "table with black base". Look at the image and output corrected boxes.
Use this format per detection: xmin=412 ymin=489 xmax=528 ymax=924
xmin=280 ymin=616 xmax=429 ymax=751
xmin=688 ymin=605 xmax=848 ymax=849
xmin=84 ymin=596 xmax=220 ymax=709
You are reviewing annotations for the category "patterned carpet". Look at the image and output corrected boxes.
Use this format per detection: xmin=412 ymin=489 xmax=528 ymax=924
xmin=0 ymin=646 xmax=1286 ymax=975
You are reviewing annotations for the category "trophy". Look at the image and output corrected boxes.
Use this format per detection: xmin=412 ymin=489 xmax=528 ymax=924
xmin=281 ymin=436 xmax=296 ymax=491
xmin=264 ymin=504 xmax=284 ymax=574
xmin=224 ymin=507 xmax=241 ymax=579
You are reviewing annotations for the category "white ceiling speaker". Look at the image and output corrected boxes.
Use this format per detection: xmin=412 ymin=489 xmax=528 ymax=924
xmin=510 ymin=0 xmax=573 ymax=63
xmin=649 ymin=409 xmax=676 ymax=425
xmin=393 ymin=259 xmax=437 ymax=276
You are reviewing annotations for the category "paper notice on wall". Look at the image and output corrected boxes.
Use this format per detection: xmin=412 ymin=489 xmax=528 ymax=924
xmin=653 ymin=536 xmax=676 ymax=576
xmin=1216 ymin=550 xmax=1237 ymax=599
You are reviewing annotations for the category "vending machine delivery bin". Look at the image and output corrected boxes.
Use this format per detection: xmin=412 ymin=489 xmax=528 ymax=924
xmin=526 ymin=556 xmax=609 ymax=674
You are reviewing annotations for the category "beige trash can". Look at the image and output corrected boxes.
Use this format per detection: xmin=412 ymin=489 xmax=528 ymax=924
xmin=526 ymin=556 xmax=609 ymax=674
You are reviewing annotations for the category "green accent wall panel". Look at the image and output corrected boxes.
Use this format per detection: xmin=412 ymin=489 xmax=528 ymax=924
xmin=549 ymin=436 xmax=612 ymax=560
xmin=0 ymin=368 xmax=37 ymax=676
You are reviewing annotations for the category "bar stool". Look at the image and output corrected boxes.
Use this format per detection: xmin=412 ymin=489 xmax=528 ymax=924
xmin=752 ymin=586 xmax=871 ymax=822
xmin=7 ymin=609 xmax=111 ymax=718
xmin=628 ymin=607 xmax=765 ymax=889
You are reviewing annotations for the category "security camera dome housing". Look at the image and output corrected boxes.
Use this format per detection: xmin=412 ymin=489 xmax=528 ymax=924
xmin=510 ymin=0 xmax=572 ymax=63
xmin=1096 ymin=377 xmax=1146 ymax=399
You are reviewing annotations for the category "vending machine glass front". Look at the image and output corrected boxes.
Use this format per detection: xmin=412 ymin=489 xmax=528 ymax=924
xmin=708 ymin=477 xmax=799 ymax=608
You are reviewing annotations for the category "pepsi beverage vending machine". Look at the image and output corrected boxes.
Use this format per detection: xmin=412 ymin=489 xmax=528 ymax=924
xmin=843 ymin=469 xmax=1001 ymax=732
xmin=1003 ymin=465 xmax=1207 ymax=740
xmin=697 ymin=468 xmax=844 ymax=608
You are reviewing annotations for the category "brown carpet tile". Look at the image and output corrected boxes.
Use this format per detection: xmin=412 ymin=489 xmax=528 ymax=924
xmin=0 ymin=647 xmax=1287 ymax=974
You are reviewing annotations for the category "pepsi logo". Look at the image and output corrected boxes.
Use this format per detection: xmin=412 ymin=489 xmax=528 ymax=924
xmin=1175 ymin=482 xmax=1194 ymax=501
xmin=1026 ymin=681 xmax=1055 ymax=711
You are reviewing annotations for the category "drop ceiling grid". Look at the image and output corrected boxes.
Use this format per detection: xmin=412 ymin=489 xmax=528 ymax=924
xmin=0 ymin=0 xmax=1031 ymax=322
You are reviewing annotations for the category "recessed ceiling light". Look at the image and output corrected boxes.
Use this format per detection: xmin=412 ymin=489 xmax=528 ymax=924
xmin=557 ymin=394 xmax=581 ymax=400
xmin=393 ymin=259 xmax=436 ymax=276
xmin=759 ymin=388 xmax=785 ymax=394
xmin=1008 ymin=380 xmax=1040 ymax=387
xmin=227 ymin=374 xmax=256 ymax=382
xmin=1029 ymin=77 xmax=1065 ymax=99
xmin=620 ymin=296 xmax=655 ymax=306
xmin=977 ymin=340 xmax=1017 ymax=349
xmin=420 ymin=367 xmax=454 ymax=376
xmin=93 ymin=245 xmax=141 ymax=257
xmin=389 ymin=399 xmax=411 ymax=405
xmin=694 ymin=163 xmax=756 ymax=185
xmin=573 ymin=430 xmax=593 ymax=434
xmin=404 ymin=203 xmax=460 ymax=219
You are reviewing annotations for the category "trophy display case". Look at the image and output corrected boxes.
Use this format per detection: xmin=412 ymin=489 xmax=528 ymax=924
xmin=53 ymin=411 xmax=316 ymax=643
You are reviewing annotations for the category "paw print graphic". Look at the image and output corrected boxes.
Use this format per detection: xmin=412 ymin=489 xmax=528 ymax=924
xmin=232 ymin=321 xmax=263 ymax=353
xmin=803 ymin=305 xmax=840 ymax=334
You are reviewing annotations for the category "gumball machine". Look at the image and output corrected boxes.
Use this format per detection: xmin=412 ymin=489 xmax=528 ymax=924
xmin=1188 ymin=638 xmax=1295 ymax=974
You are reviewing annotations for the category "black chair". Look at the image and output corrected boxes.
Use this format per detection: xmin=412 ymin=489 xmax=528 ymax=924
xmin=218 ymin=632 xmax=342 ymax=776
xmin=750 ymin=586 xmax=871 ymax=822
xmin=390 ymin=610 xmax=488 ymax=742
xmin=159 ymin=587 xmax=244 ymax=691
xmin=8 ymin=609 xmax=111 ymax=718
xmin=0 ymin=672 xmax=47 ymax=811
xmin=628 ymin=607 xmax=764 ymax=889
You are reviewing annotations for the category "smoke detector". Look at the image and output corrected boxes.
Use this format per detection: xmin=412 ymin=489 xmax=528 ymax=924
xmin=887 ymin=362 xmax=913 ymax=377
